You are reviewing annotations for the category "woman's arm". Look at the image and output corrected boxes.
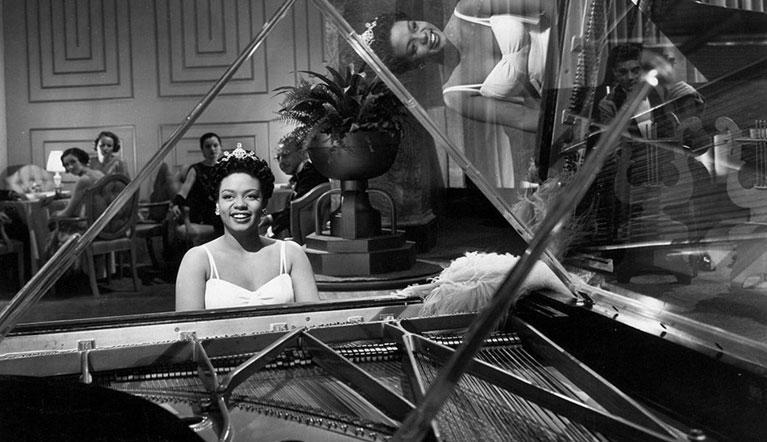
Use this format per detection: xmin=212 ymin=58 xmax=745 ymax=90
xmin=175 ymin=246 xmax=208 ymax=311
xmin=54 ymin=176 xmax=90 ymax=218
xmin=177 ymin=167 xmax=196 ymax=199
xmin=171 ymin=167 xmax=197 ymax=217
xmin=286 ymin=241 xmax=319 ymax=303
xmin=444 ymin=92 xmax=540 ymax=132
xmin=111 ymin=159 xmax=129 ymax=178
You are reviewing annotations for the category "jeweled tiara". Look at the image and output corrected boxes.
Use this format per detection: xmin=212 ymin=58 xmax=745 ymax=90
xmin=219 ymin=143 xmax=259 ymax=162
xmin=361 ymin=18 xmax=378 ymax=47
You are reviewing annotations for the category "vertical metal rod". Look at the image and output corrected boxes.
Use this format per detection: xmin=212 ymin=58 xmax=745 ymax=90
xmin=393 ymin=73 xmax=660 ymax=441
xmin=0 ymin=0 xmax=297 ymax=344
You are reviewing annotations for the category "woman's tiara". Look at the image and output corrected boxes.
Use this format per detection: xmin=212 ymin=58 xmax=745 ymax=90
xmin=361 ymin=18 xmax=378 ymax=46
xmin=219 ymin=143 xmax=260 ymax=163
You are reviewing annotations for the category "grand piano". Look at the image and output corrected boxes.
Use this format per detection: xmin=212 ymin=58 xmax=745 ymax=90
xmin=1 ymin=0 xmax=766 ymax=440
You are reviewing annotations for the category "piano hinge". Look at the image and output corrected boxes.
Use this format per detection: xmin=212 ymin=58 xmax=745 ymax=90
xmin=77 ymin=339 xmax=95 ymax=384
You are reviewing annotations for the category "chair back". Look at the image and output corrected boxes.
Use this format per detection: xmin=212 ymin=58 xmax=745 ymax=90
xmin=146 ymin=163 xmax=180 ymax=222
xmin=4 ymin=165 xmax=55 ymax=194
xmin=290 ymin=182 xmax=331 ymax=244
xmin=84 ymin=174 xmax=138 ymax=240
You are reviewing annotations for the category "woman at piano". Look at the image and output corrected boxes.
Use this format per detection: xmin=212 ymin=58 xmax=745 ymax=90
xmin=364 ymin=0 xmax=554 ymax=133
xmin=175 ymin=146 xmax=319 ymax=311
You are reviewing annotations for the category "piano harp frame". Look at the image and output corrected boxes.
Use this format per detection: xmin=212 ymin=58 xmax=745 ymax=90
xmin=0 ymin=313 xmax=685 ymax=441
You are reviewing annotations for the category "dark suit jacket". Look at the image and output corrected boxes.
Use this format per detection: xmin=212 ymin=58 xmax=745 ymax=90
xmin=271 ymin=161 xmax=328 ymax=235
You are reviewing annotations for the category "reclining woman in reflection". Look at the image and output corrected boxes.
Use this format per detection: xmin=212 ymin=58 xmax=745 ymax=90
xmin=175 ymin=146 xmax=319 ymax=311
xmin=365 ymin=0 xmax=554 ymax=133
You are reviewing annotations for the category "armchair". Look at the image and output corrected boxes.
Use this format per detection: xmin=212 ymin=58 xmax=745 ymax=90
xmin=135 ymin=163 xmax=180 ymax=271
xmin=289 ymin=182 xmax=332 ymax=244
xmin=0 ymin=211 xmax=24 ymax=288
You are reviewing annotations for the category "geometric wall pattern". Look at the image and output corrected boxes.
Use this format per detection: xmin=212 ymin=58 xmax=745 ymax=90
xmin=25 ymin=0 xmax=134 ymax=102
xmin=155 ymin=0 xmax=267 ymax=97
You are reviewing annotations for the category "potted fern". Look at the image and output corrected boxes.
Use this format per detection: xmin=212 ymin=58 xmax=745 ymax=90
xmin=275 ymin=64 xmax=406 ymax=181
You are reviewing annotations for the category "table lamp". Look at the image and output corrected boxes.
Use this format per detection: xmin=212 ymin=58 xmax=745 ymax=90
xmin=46 ymin=150 xmax=65 ymax=192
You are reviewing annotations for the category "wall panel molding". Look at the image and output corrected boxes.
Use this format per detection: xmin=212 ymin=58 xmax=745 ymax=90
xmin=26 ymin=0 xmax=133 ymax=102
xmin=155 ymin=0 xmax=271 ymax=97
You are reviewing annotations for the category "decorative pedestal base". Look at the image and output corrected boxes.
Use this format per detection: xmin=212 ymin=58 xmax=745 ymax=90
xmin=305 ymin=231 xmax=416 ymax=276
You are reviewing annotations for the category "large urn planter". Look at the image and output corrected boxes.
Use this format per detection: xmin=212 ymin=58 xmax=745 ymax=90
xmin=307 ymin=130 xmax=401 ymax=240
xmin=307 ymin=130 xmax=401 ymax=181
xmin=303 ymin=130 xmax=415 ymax=276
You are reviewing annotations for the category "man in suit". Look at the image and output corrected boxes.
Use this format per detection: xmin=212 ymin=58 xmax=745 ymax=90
xmin=260 ymin=129 xmax=328 ymax=238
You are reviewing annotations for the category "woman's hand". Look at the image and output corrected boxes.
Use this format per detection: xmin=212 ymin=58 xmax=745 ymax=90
xmin=170 ymin=204 xmax=182 ymax=219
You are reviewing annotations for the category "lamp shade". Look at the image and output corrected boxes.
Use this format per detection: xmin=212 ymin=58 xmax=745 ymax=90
xmin=46 ymin=150 xmax=66 ymax=173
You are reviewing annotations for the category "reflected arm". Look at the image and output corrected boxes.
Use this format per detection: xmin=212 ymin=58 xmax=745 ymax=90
xmin=444 ymin=91 xmax=540 ymax=132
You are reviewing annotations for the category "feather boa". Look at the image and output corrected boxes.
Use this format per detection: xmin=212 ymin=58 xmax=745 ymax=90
xmin=398 ymin=252 xmax=570 ymax=317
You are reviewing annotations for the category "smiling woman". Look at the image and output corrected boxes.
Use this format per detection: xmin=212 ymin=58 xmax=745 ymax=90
xmin=174 ymin=146 xmax=319 ymax=311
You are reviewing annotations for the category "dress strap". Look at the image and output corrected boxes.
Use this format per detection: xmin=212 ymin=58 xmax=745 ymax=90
xmin=279 ymin=240 xmax=287 ymax=274
xmin=453 ymin=9 xmax=490 ymax=26
xmin=201 ymin=245 xmax=219 ymax=279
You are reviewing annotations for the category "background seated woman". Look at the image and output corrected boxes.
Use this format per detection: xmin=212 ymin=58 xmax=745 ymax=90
xmin=171 ymin=132 xmax=224 ymax=246
xmin=45 ymin=147 xmax=105 ymax=262
xmin=175 ymin=146 xmax=319 ymax=311
xmin=92 ymin=131 xmax=129 ymax=177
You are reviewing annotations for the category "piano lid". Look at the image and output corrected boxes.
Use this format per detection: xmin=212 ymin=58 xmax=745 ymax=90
xmin=647 ymin=1 xmax=767 ymax=79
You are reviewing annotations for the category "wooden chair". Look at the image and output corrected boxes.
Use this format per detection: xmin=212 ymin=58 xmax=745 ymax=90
xmin=55 ymin=174 xmax=141 ymax=297
xmin=0 ymin=213 xmax=25 ymax=288
xmin=135 ymin=163 xmax=178 ymax=270
xmin=289 ymin=182 xmax=332 ymax=244
xmin=136 ymin=201 xmax=171 ymax=269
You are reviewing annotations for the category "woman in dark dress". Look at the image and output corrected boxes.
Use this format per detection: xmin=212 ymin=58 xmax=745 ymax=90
xmin=171 ymin=132 xmax=224 ymax=245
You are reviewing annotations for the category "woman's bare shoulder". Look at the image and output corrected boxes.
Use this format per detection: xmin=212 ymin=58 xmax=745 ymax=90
xmin=283 ymin=239 xmax=305 ymax=255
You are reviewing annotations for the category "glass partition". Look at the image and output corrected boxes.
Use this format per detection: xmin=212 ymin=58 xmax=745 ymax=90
xmin=540 ymin=0 xmax=767 ymax=349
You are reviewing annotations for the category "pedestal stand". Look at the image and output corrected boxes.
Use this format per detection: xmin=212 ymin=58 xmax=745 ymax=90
xmin=305 ymin=180 xmax=415 ymax=276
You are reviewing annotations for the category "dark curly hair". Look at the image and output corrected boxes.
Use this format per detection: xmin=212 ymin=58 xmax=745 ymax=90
xmin=366 ymin=12 xmax=424 ymax=74
xmin=61 ymin=147 xmax=91 ymax=166
xmin=212 ymin=149 xmax=275 ymax=201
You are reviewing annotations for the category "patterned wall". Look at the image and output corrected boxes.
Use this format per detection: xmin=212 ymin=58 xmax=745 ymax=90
xmin=3 ymin=0 xmax=328 ymax=192
xmin=25 ymin=0 xmax=134 ymax=102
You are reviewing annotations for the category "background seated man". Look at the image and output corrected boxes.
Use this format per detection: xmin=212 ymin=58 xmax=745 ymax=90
xmin=260 ymin=129 xmax=328 ymax=238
